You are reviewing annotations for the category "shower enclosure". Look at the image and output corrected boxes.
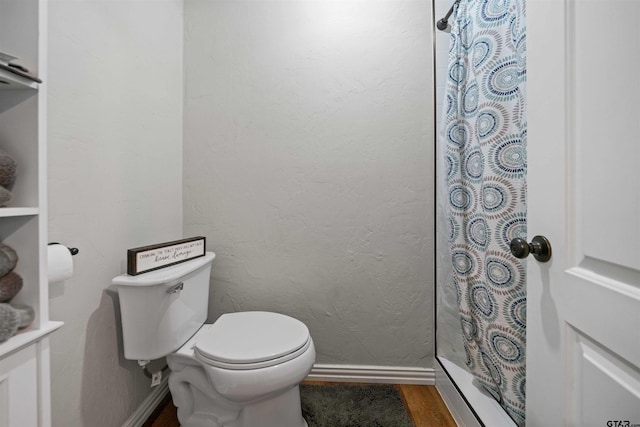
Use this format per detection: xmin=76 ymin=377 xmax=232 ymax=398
xmin=433 ymin=0 xmax=525 ymax=425
xmin=432 ymin=0 xmax=640 ymax=424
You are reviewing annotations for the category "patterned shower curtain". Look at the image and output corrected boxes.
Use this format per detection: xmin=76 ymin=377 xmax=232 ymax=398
xmin=440 ymin=0 xmax=527 ymax=424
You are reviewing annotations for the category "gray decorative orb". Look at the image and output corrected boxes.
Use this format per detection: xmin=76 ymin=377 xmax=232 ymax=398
xmin=0 ymin=303 xmax=20 ymax=342
xmin=0 ymin=186 xmax=11 ymax=207
xmin=0 ymin=150 xmax=16 ymax=189
xmin=0 ymin=243 xmax=18 ymax=277
xmin=10 ymin=304 xmax=34 ymax=329
xmin=0 ymin=272 xmax=22 ymax=303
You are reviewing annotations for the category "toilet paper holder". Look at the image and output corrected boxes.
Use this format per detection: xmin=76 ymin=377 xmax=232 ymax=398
xmin=48 ymin=242 xmax=79 ymax=256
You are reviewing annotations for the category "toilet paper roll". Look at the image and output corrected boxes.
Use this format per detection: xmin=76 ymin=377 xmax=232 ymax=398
xmin=48 ymin=244 xmax=73 ymax=284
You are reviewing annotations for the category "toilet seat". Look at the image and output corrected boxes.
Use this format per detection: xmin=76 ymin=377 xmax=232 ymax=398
xmin=194 ymin=311 xmax=311 ymax=370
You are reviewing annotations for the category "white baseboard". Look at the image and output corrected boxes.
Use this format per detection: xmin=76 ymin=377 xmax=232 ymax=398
xmin=121 ymin=377 xmax=170 ymax=427
xmin=306 ymin=364 xmax=435 ymax=385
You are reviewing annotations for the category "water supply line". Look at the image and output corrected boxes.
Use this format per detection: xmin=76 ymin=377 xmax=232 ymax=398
xmin=138 ymin=360 xmax=170 ymax=387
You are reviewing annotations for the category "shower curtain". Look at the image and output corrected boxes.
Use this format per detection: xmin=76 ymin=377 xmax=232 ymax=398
xmin=440 ymin=0 xmax=527 ymax=424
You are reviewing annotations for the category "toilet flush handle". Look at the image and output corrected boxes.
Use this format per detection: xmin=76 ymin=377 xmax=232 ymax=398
xmin=167 ymin=282 xmax=184 ymax=294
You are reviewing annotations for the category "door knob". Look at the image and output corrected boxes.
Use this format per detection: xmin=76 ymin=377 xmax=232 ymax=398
xmin=510 ymin=235 xmax=552 ymax=262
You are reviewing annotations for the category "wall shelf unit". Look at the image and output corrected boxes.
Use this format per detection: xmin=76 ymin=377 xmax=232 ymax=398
xmin=0 ymin=0 xmax=61 ymax=425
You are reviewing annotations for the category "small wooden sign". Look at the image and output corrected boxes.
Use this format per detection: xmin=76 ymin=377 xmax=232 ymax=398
xmin=127 ymin=236 xmax=206 ymax=276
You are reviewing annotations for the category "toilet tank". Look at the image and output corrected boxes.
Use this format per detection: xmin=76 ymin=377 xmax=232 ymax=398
xmin=111 ymin=252 xmax=215 ymax=361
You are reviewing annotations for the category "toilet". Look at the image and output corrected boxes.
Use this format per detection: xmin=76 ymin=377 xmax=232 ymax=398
xmin=111 ymin=252 xmax=315 ymax=427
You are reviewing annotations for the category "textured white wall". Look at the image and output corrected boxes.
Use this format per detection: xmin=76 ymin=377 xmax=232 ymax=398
xmin=184 ymin=0 xmax=435 ymax=367
xmin=47 ymin=1 xmax=183 ymax=426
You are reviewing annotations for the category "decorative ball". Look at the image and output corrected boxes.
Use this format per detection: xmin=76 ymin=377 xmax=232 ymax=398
xmin=10 ymin=304 xmax=34 ymax=329
xmin=0 ymin=303 xmax=20 ymax=342
xmin=0 ymin=150 xmax=16 ymax=189
xmin=0 ymin=272 xmax=22 ymax=303
xmin=0 ymin=186 xmax=11 ymax=207
xmin=0 ymin=243 xmax=18 ymax=277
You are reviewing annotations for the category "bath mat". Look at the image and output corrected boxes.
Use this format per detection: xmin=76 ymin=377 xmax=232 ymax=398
xmin=300 ymin=384 xmax=413 ymax=427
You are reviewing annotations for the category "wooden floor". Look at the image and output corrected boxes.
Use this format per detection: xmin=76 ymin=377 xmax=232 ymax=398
xmin=145 ymin=382 xmax=457 ymax=427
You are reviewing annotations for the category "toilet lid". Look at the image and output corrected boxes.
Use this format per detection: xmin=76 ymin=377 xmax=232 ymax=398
xmin=194 ymin=311 xmax=310 ymax=367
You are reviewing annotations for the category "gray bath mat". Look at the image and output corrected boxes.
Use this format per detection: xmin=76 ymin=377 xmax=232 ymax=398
xmin=300 ymin=384 xmax=413 ymax=427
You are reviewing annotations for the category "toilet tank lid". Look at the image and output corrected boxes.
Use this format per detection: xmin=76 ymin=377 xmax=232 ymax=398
xmin=112 ymin=252 xmax=215 ymax=286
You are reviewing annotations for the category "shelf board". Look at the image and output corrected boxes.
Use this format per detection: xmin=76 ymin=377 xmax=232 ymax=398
xmin=0 ymin=68 xmax=38 ymax=90
xmin=0 ymin=321 xmax=63 ymax=358
xmin=0 ymin=207 xmax=39 ymax=217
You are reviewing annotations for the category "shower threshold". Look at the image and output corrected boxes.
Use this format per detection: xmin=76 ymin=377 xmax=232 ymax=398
xmin=436 ymin=357 xmax=517 ymax=427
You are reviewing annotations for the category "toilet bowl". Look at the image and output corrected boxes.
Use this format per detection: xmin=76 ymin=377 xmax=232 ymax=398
xmin=111 ymin=252 xmax=315 ymax=427
xmin=169 ymin=313 xmax=315 ymax=427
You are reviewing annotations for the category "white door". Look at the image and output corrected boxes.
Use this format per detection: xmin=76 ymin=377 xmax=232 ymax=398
xmin=526 ymin=0 xmax=640 ymax=426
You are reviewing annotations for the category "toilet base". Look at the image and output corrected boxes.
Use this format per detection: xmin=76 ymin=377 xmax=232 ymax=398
xmin=168 ymin=362 xmax=309 ymax=427
xmin=228 ymin=385 xmax=307 ymax=427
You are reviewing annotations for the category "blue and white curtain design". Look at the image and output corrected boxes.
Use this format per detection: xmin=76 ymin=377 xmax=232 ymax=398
xmin=440 ymin=0 xmax=527 ymax=424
